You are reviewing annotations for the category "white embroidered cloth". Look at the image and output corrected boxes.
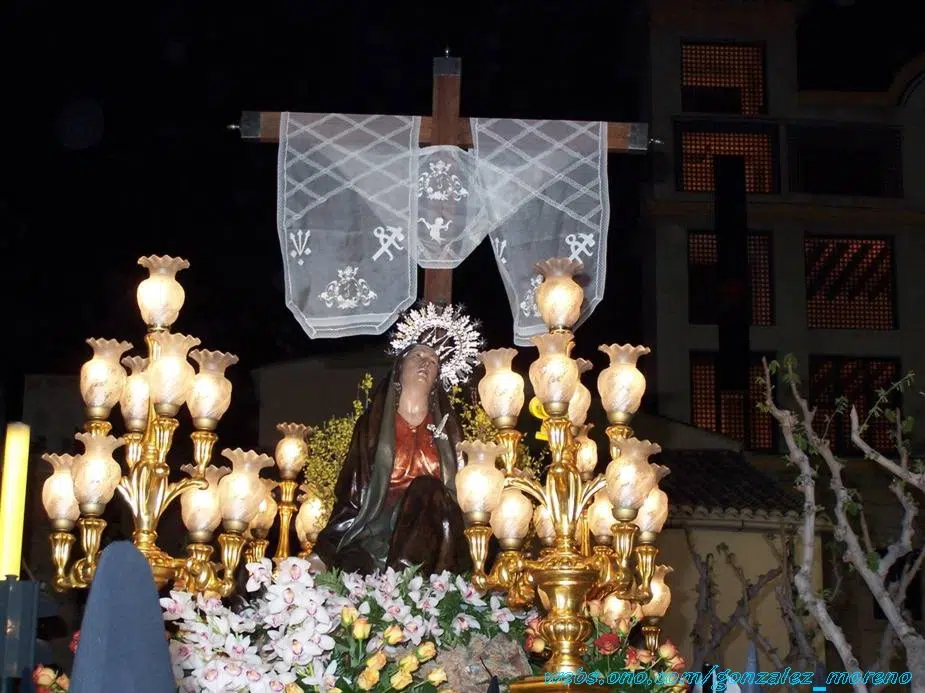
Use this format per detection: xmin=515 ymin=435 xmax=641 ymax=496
xmin=473 ymin=119 xmax=609 ymax=345
xmin=277 ymin=113 xmax=420 ymax=338
xmin=277 ymin=114 xmax=609 ymax=342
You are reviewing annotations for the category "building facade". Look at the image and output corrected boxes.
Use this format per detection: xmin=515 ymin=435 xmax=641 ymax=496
xmin=642 ymin=0 xmax=925 ymax=671
xmin=644 ymin=0 xmax=925 ymax=456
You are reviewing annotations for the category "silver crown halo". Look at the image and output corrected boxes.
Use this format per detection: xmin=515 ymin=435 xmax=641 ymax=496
xmin=389 ymin=303 xmax=483 ymax=388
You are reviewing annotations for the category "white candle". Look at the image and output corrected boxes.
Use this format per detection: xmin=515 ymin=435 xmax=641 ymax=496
xmin=0 ymin=423 xmax=31 ymax=579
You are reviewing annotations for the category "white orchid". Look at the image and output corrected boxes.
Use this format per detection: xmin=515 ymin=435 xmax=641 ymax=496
xmin=429 ymin=571 xmax=453 ymax=596
xmin=160 ymin=591 xmax=197 ymax=621
xmin=401 ymin=615 xmax=428 ymax=645
xmin=451 ymin=613 xmax=481 ymax=635
xmin=455 ymin=574 xmax=487 ymax=607
xmin=302 ymin=658 xmax=339 ymax=692
xmin=381 ymin=598 xmax=411 ymax=623
xmin=489 ymin=595 xmax=517 ymax=633
xmin=246 ymin=558 xmax=274 ymax=591
xmin=164 ymin=563 xmax=532 ymax=692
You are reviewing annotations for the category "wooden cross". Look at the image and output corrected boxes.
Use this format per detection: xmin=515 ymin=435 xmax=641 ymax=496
xmin=235 ymin=55 xmax=649 ymax=304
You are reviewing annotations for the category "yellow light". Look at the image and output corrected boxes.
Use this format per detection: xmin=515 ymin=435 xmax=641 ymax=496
xmin=0 ymin=423 xmax=31 ymax=579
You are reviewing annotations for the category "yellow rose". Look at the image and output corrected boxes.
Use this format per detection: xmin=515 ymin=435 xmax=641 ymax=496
xmin=399 ymin=653 xmax=420 ymax=673
xmin=383 ymin=624 xmax=404 ymax=645
xmin=365 ymin=651 xmax=388 ymax=672
xmin=56 ymin=673 xmax=71 ymax=689
xmin=341 ymin=606 xmax=360 ymax=626
xmin=352 ymin=617 xmax=372 ymax=640
xmin=528 ymin=636 xmax=547 ymax=654
xmin=658 ymin=640 xmax=679 ymax=660
xmin=416 ymin=641 xmax=437 ymax=662
xmin=330 ymin=689 xmax=342 ymax=693
xmin=34 ymin=668 xmax=56 ymax=687
xmin=390 ymin=668 xmax=414 ymax=691
xmin=615 ymin=618 xmax=632 ymax=636
xmin=427 ymin=668 xmax=448 ymax=686
xmin=356 ymin=667 xmax=380 ymax=691
xmin=285 ymin=685 xmax=302 ymax=693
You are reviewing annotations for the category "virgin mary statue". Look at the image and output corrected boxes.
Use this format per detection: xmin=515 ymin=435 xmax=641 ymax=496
xmin=312 ymin=305 xmax=481 ymax=576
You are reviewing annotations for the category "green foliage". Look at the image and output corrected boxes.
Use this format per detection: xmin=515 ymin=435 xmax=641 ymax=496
xmin=759 ymin=354 xmax=917 ymax=457
xmin=303 ymin=374 xmax=375 ymax=519
xmin=302 ymin=375 xmax=548 ymax=525
xmin=447 ymin=386 xmax=548 ymax=479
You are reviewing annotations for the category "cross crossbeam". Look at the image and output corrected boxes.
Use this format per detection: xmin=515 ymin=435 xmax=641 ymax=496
xmin=237 ymin=110 xmax=650 ymax=152
xmin=236 ymin=56 xmax=649 ymax=304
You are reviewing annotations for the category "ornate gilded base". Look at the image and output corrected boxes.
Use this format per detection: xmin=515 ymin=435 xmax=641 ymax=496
xmin=136 ymin=542 xmax=181 ymax=589
xmin=510 ymin=675 xmax=601 ymax=693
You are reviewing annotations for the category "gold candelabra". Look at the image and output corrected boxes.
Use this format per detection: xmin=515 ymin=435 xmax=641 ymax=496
xmin=457 ymin=258 xmax=674 ymax=691
xmin=39 ymin=255 xmax=329 ymax=595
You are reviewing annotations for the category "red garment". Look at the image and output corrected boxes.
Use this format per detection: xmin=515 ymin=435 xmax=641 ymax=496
xmin=388 ymin=413 xmax=442 ymax=506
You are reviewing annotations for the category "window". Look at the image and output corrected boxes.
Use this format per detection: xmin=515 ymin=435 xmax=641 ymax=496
xmin=809 ymin=356 xmax=900 ymax=455
xmin=690 ymin=352 xmax=777 ymax=451
xmin=689 ymin=231 xmax=773 ymax=325
xmin=681 ymin=41 xmax=767 ymax=115
xmin=804 ymin=236 xmax=896 ymax=330
xmin=787 ymin=124 xmax=903 ymax=198
xmin=676 ymin=120 xmax=779 ymax=193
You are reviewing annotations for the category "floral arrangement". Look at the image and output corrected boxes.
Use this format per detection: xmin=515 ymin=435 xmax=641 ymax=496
xmin=32 ymin=665 xmax=70 ymax=692
xmin=525 ymin=610 xmax=688 ymax=693
xmin=161 ymin=558 xmax=534 ymax=692
xmin=31 ymin=631 xmax=78 ymax=692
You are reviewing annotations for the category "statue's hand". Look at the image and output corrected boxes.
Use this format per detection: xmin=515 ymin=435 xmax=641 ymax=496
xmin=306 ymin=553 xmax=327 ymax=574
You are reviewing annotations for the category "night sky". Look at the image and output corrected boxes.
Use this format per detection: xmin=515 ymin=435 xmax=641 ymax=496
xmin=1 ymin=0 xmax=922 ymax=428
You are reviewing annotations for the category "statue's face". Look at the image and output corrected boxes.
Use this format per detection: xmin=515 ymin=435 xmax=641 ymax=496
xmin=399 ymin=345 xmax=439 ymax=392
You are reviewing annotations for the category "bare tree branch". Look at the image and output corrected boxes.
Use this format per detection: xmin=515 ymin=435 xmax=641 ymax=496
xmin=850 ymin=407 xmax=925 ymax=492
xmin=761 ymin=358 xmax=867 ymax=692
xmin=685 ymin=527 xmax=781 ymax=670
xmin=764 ymin=358 xmax=925 ymax=693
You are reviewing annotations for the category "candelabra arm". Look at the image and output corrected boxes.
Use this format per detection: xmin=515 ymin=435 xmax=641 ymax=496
xmin=123 ymin=432 xmax=144 ymax=469
xmin=67 ymin=517 xmax=107 ymax=589
xmin=463 ymin=524 xmax=493 ymax=590
xmin=161 ymin=476 xmax=208 ymax=516
xmin=115 ymin=476 xmax=138 ymax=516
xmin=503 ymin=475 xmax=546 ymax=506
xmin=274 ymin=480 xmax=299 ymax=560
xmin=297 ymin=539 xmax=315 ymax=560
xmin=586 ymin=544 xmax=618 ymax=601
xmin=597 ymin=520 xmax=638 ymax=601
xmin=190 ymin=430 xmax=219 ymax=478
xmin=544 ymin=465 xmax=581 ymax=549
xmin=633 ymin=544 xmax=658 ymax=603
xmin=245 ymin=537 xmax=270 ymax=565
xmin=496 ymin=429 xmax=523 ymax=476
xmin=217 ymin=532 xmax=247 ymax=597
xmin=174 ymin=543 xmax=218 ymax=594
xmin=49 ymin=532 xmax=76 ymax=592
xmin=482 ymin=549 xmax=535 ymax=609
xmin=605 ymin=424 xmax=633 ymax=459
xmin=641 ymin=617 xmax=662 ymax=652
xmin=543 ymin=417 xmax=572 ymax=466
xmin=577 ymin=474 xmax=606 ymax=513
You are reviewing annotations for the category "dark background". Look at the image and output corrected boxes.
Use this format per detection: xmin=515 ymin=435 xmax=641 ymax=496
xmin=1 ymin=0 xmax=921 ymax=444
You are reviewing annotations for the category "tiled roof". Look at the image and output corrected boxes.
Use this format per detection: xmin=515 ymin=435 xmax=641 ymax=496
xmin=655 ymin=449 xmax=803 ymax=523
